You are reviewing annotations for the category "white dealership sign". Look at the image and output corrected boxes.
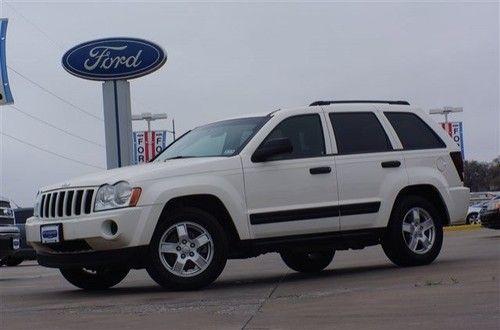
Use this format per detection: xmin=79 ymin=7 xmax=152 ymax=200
xmin=133 ymin=130 xmax=167 ymax=164
xmin=440 ymin=122 xmax=464 ymax=158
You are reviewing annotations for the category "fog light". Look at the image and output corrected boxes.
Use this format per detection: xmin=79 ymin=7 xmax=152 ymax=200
xmin=101 ymin=219 xmax=118 ymax=237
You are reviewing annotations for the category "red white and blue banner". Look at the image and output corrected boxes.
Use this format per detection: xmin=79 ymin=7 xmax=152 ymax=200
xmin=0 ymin=19 xmax=14 ymax=105
xmin=133 ymin=130 xmax=167 ymax=164
xmin=441 ymin=122 xmax=464 ymax=158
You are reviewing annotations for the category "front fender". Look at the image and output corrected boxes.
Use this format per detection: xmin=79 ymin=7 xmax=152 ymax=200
xmin=135 ymin=169 xmax=249 ymax=245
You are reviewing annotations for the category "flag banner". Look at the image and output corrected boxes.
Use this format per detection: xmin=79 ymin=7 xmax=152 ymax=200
xmin=440 ymin=121 xmax=464 ymax=158
xmin=0 ymin=19 xmax=14 ymax=105
xmin=133 ymin=130 xmax=168 ymax=164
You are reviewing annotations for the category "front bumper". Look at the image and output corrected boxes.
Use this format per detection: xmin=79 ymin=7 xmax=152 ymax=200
xmin=37 ymin=245 xmax=148 ymax=269
xmin=0 ymin=230 xmax=20 ymax=259
xmin=480 ymin=209 xmax=500 ymax=229
xmin=26 ymin=204 xmax=159 ymax=253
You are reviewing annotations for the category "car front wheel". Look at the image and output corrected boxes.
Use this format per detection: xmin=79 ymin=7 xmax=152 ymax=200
xmin=146 ymin=208 xmax=228 ymax=290
xmin=60 ymin=266 xmax=129 ymax=290
xmin=466 ymin=213 xmax=478 ymax=224
xmin=382 ymin=196 xmax=443 ymax=267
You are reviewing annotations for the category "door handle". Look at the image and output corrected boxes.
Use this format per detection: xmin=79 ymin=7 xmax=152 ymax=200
xmin=309 ymin=166 xmax=332 ymax=175
xmin=381 ymin=161 xmax=401 ymax=168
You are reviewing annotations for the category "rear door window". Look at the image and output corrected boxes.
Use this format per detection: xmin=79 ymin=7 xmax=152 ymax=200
xmin=329 ymin=112 xmax=392 ymax=154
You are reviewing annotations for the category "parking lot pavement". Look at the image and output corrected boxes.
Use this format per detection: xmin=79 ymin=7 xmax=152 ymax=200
xmin=1 ymin=229 xmax=498 ymax=330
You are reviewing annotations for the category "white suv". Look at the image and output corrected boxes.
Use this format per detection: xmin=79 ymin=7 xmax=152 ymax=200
xmin=26 ymin=100 xmax=469 ymax=290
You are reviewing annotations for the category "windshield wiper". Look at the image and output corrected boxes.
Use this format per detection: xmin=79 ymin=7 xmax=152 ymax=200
xmin=165 ymin=155 xmax=196 ymax=161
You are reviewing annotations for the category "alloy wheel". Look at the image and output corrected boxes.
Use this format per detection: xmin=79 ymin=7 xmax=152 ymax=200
xmin=401 ymin=207 xmax=436 ymax=255
xmin=158 ymin=222 xmax=214 ymax=277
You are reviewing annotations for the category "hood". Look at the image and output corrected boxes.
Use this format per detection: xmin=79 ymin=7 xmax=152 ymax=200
xmin=41 ymin=157 xmax=241 ymax=192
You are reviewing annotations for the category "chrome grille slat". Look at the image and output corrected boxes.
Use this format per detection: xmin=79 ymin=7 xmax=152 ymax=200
xmin=81 ymin=190 xmax=88 ymax=216
xmin=54 ymin=192 xmax=60 ymax=218
xmin=62 ymin=192 xmax=69 ymax=217
xmin=50 ymin=192 xmax=57 ymax=218
xmin=39 ymin=188 xmax=96 ymax=220
xmin=40 ymin=195 xmax=46 ymax=218
xmin=71 ymin=190 xmax=77 ymax=216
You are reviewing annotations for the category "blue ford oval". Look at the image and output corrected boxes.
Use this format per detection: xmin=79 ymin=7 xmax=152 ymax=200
xmin=62 ymin=37 xmax=167 ymax=81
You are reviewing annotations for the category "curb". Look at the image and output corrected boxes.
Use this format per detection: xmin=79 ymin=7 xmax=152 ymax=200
xmin=444 ymin=224 xmax=481 ymax=232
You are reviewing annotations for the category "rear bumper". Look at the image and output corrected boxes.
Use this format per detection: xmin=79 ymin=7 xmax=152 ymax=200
xmin=446 ymin=187 xmax=470 ymax=225
xmin=480 ymin=210 xmax=500 ymax=229
xmin=36 ymin=245 xmax=148 ymax=269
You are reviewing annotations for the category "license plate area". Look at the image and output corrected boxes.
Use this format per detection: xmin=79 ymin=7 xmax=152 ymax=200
xmin=40 ymin=224 xmax=63 ymax=244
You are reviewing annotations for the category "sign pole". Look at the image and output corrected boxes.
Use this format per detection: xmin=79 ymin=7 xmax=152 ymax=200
xmin=0 ymin=18 xmax=14 ymax=106
xmin=102 ymin=80 xmax=134 ymax=169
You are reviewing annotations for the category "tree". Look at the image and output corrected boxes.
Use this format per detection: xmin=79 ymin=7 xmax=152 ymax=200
xmin=464 ymin=157 xmax=500 ymax=192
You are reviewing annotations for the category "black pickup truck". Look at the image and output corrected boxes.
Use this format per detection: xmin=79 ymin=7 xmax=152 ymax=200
xmin=0 ymin=225 xmax=20 ymax=261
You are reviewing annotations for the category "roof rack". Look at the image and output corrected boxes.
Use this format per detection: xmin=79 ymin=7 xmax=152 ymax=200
xmin=309 ymin=100 xmax=410 ymax=106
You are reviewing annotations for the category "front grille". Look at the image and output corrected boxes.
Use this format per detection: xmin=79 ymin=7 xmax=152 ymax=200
xmin=39 ymin=188 xmax=96 ymax=219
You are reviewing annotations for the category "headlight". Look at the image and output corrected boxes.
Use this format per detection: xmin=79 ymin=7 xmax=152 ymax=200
xmin=94 ymin=181 xmax=141 ymax=212
xmin=33 ymin=192 xmax=41 ymax=217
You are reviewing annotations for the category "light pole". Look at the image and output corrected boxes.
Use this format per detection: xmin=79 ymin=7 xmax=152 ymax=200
xmin=429 ymin=106 xmax=463 ymax=124
xmin=132 ymin=112 xmax=167 ymax=132
xmin=131 ymin=112 xmax=176 ymax=139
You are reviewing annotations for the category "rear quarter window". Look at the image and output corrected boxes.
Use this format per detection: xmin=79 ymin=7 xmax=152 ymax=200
xmin=384 ymin=112 xmax=446 ymax=150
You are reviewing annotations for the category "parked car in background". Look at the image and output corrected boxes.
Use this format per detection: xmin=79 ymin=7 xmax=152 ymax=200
xmin=0 ymin=225 xmax=20 ymax=262
xmin=466 ymin=201 xmax=488 ymax=224
xmin=1 ymin=208 xmax=36 ymax=266
xmin=480 ymin=198 xmax=500 ymax=229
xmin=0 ymin=196 xmax=14 ymax=225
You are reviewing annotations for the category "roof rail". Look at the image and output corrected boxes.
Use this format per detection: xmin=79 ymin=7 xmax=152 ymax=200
xmin=309 ymin=100 xmax=410 ymax=106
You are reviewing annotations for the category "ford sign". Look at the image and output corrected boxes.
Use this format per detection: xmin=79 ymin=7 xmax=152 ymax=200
xmin=62 ymin=37 xmax=166 ymax=81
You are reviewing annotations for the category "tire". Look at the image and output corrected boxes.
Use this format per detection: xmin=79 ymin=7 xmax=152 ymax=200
xmin=280 ymin=250 xmax=334 ymax=273
xmin=60 ymin=267 xmax=129 ymax=290
xmin=5 ymin=257 xmax=23 ymax=267
xmin=382 ymin=195 xmax=443 ymax=267
xmin=466 ymin=213 xmax=478 ymax=225
xmin=146 ymin=207 xmax=228 ymax=290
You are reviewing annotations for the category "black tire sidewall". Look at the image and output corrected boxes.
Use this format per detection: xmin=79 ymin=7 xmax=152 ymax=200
xmin=383 ymin=196 xmax=443 ymax=266
xmin=146 ymin=207 xmax=228 ymax=290
xmin=5 ymin=257 xmax=23 ymax=267
xmin=60 ymin=267 xmax=129 ymax=290
xmin=280 ymin=250 xmax=334 ymax=273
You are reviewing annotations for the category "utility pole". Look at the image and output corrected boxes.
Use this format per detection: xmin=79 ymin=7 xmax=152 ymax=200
xmin=429 ymin=106 xmax=463 ymax=124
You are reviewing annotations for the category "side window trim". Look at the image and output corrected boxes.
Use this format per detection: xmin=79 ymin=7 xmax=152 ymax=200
xmin=373 ymin=110 xmax=403 ymax=150
xmin=254 ymin=113 xmax=327 ymax=162
xmin=329 ymin=111 xmax=394 ymax=155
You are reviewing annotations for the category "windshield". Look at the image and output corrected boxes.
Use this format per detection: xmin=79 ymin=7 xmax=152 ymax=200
xmin=154 ymin=117 xmax=267 ymax=161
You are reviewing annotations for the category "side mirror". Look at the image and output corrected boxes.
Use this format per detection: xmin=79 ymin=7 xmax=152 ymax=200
xmin=251 ymin=137 xmax=293 ymax=162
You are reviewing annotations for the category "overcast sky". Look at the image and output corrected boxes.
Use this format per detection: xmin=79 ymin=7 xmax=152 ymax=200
xmin=0 ymin=1 xmax=498 ymax=206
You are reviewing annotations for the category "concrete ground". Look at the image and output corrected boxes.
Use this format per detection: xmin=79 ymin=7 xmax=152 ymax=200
xmin=1 ymin=228 xmax=498 ymax=330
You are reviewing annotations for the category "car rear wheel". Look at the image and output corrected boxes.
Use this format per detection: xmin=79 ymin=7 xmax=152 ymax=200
xmin=280 ymin=250 xmax=334 ymax=273
xmin=382 ymin=196 xmax=443 ymax=267
xmin=146 ymin=207 xmax=228 ymax=290
xmin=60 ymin=267 xmax=129 ymax=290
